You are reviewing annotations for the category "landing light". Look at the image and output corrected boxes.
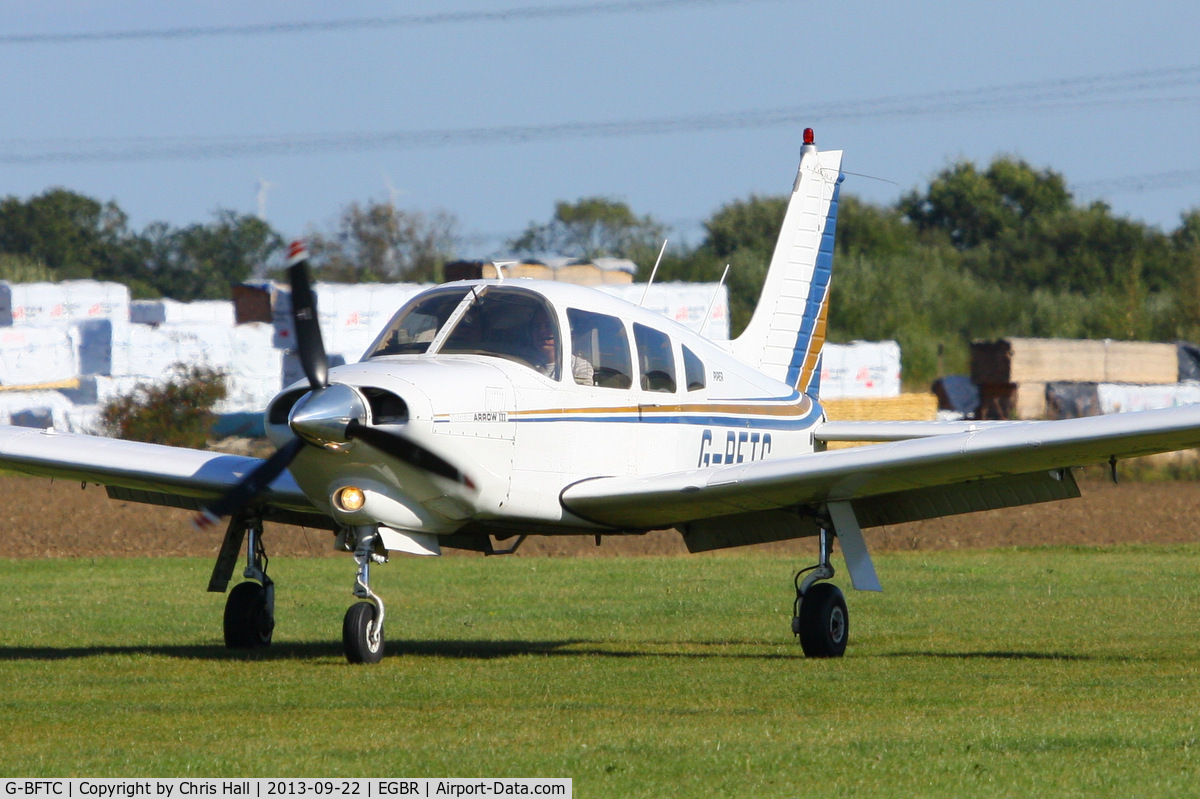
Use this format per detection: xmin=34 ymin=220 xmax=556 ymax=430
xmin=336 ymin=486 xmax=366 ymax=512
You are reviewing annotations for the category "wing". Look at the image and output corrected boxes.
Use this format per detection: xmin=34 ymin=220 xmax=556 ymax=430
xmin=560 ymin=404 xmax=1200 ymax=550
xmin=0 ymin=425 xmax=327 ymax=528
xmin=812 ymin=419 xmax=1020 ymax=442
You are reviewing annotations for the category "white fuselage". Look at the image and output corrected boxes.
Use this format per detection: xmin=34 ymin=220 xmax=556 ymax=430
xmin=266 ymin=280 xmax=824 ymax=536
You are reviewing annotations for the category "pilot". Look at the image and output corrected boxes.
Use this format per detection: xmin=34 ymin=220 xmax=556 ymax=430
xmin=530 ymin=317 xmax=560 ymax=378
xmin=530 ymin=316 xmax=594 ymax=383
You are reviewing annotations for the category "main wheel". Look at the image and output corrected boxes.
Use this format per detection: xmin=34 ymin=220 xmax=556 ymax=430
xmin=343 ymin=601 xmax=385 ymax=664
xmin=796 ymin=582 xmax=848 ymax=658
xmin=224 ymin=581 xmax=274 ymax=649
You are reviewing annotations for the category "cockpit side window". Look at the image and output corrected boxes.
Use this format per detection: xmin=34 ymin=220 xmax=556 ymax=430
xmin=368 ymin=288 xmax=470 ymax=356
xmin=634 ymin=323 xmax=677 ymax=393
xmin=567 ymin=308 xmax=631 ymax=389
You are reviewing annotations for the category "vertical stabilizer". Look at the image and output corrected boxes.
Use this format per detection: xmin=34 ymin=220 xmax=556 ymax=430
xmin=731 ymin=136 xmax=843 ymax=394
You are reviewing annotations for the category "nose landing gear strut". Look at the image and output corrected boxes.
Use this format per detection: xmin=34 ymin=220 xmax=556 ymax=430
xmin=342 ymin=526 xmax=387 ymax=664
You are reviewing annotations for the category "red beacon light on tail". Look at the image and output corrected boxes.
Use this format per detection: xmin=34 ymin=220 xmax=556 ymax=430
xmin=803 ymin=128 xmax=816 ymax=146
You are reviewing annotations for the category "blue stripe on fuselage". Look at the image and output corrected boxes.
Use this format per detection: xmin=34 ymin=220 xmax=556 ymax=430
xmin=509 ymin=403 xmax=825 ymax=431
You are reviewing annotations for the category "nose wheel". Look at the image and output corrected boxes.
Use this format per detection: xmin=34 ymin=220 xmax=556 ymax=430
xmin=343 ymin=601 xmax=384 ymax=664
xmin=342 ymin=526 xmax=388 ymax=664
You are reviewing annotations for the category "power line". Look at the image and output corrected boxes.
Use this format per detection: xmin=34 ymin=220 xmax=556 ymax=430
xmin=0 ymin=0 xmax=783 ymax=45
xmin=1 ymin=65 xmax=1197 ymax=165
xmin=1074 ymin=169 xmax=1200 ymax=195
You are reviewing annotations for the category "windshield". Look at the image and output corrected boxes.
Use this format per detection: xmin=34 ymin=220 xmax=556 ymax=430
xmin=368 ymin=286 xmax=561 ymax=379
xmin=368 ymin=288 xmax=470 ymax=356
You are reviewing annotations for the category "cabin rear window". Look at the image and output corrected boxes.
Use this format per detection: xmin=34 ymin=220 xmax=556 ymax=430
xmin=634 ymin=323 xmax=677 ymax=393
xmin=567 ymin=309 xmax=631 ymax=389
xmin=683 ymin=345 xmax=706 ymax=391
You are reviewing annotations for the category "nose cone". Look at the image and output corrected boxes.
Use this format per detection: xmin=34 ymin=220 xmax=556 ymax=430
xmin=289 ymin=383 xmax=368 ymax=449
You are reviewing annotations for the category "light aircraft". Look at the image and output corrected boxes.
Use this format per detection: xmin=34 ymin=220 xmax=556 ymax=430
xmin=4 ymin=129 xmax=1200 ymax=663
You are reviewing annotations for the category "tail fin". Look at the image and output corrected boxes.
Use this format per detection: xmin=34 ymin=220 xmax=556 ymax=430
xmin=731 ymin=134 xmax=843 ymax=395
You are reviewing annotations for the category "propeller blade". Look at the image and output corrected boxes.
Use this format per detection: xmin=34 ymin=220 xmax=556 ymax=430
xmin=287 ymin=241 xmax=329 ymax=390
xmin=346 ymin=419 xmax=476 ymax=490
xmin=192 ymin=438 xmax=305 ymax=530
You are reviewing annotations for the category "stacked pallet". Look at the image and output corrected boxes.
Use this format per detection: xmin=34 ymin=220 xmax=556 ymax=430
xmin=822 ymin=393 xmax=937 ymax=422
xmin=821 ymin=393 xmax=938 ymax=449
xmin=443 ymin=258 xmax=636 ymax=285
xmin=972 ymin=338 xmax=1179 ymax=419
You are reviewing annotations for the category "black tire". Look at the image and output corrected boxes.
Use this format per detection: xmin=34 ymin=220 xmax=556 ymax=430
xmin=224 ymin=581 xmax=274 ymax=649
xmin=797 ymin=582 xmax=848 ymax=658
xmin=343 ymin=601 xmax=385 ymax=664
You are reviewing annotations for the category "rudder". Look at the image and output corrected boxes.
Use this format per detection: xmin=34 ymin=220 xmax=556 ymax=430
xmin=731 ymin=133 xmax=844 ymax=395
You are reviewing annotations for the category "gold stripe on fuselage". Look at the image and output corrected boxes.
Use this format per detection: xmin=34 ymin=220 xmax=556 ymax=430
xmin=503 ymin=393 xmax=815 ymax=422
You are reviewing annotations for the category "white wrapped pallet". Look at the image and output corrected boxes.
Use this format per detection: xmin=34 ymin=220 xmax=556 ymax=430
xmin=55 ymin=374 xmax=142 ymax=433
xmin=0 ymin=281 xmax=130 ymax=328
xmin=76 ymin=319 xmax=134 ymax=376
xmin=271 ymin=285 xmax=294 ymax=348
xmin=819 ymin=341 xmax=902 ymax=399
xmin=596 ymin=283 xmax=730 ymax=340
xmin=125 ymin=323 xmax=235 ymax=378
xmin=217 ymin=375 xmax=282 ymax=415
xmin=1097 ymin=383 xmax=1200 ymax=414
xmin=282 ymin=350 xmax=346 ymax=389
xmin=61 ymin=280 xmax=130 ymax=326
xmin=220 ymin=323 xmax=284 ymax=413
xmin=318 ymin=283 xmax=387 ymax=361
xmin=270 ymin=282 xmax=431 ymax=357
xmin=0 ymin=327 xmax=78 ymax=385
xmin=268 ymin=280 xmax=729 ymax=355
xmin=131 ymin=298 xmax=236 ymax=326
xmin=0 ymin=283 xmax=67 ymax=326
xmin=63 ymin=404 xmax=102 ymax=434
xmin=0 ymin=390 xmax=75 ymax=429
xmin=83 ymin=318 xmax=239 ymax=382
xmin=66 ymin=374 xmax=148 ymax=405
xmin=281 ymin=350 xmax=304 ymax=388
xmin=229 ymin=323 xmax=281 ymax=378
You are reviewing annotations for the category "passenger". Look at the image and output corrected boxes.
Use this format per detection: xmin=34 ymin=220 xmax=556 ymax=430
xmin=569 ymin=332 xmax=597 ymax=386
xmin=570 ymin=349 xmax=595 ymax=385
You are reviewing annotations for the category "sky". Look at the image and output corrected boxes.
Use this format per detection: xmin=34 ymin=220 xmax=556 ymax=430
xmin=1 ymin=0 xmax=1198 ymax=259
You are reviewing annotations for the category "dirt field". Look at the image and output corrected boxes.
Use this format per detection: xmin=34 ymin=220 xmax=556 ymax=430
xmin=2 ymin=469 xmax=1198 ymax=559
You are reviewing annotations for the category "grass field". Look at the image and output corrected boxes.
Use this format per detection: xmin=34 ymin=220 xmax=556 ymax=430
xmin=2 ymin=548 xmax=1199 ymax=795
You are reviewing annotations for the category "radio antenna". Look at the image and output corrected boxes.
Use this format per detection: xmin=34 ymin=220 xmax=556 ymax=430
xmin=490 ymin=260 xmax=517 ymax=283
xmin=638 ymin=239 xmax=668 ymax=307
xmin=699 ymin=264 xmax=730 ymax=337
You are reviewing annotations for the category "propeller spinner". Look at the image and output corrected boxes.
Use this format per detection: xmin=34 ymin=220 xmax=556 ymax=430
xmin=192 ymin=242 xmax=473 ymax=531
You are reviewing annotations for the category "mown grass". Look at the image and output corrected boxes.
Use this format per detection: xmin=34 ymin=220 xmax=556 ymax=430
xmin=1 ymin=548 xmax=1199 ymax=795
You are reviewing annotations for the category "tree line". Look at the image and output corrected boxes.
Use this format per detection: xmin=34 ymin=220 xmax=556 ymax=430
xmin=2 ymin=157 xmax=1198 ymax=385
xmin=0 ymin=193 xmax=455 ymax=300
